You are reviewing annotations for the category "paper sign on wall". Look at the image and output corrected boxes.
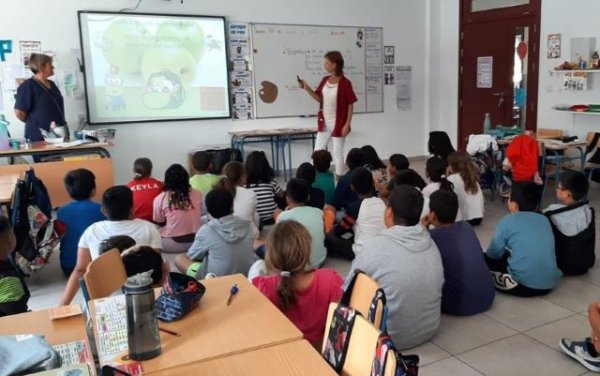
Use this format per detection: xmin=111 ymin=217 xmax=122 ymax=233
xmin=477 ymin=56 xmax=493 ymax=88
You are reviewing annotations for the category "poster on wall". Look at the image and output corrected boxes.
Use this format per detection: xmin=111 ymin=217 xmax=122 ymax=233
xmin=395 ymin=65 xmax=411 ymax=110
xmin=19 ymin=40 xmax=41 ymax=71
xmin=476 ymin=56 xmax=493 ymax=88
xmin=228 ymin=22 xmax=255 ymax=120
xmin=384 ymin=66 xmax=395 ymax=85
xmin=547 ymin=34 xmax=561 ymax=59
xmin=384 ymin=46 xmax=395 ymax=65
xmin=563 ymin=72 xmax=588 ymax=91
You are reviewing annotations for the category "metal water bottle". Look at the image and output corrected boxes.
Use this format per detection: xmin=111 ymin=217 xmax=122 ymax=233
xmin=125 ymin=272 xmax=161 ymax=360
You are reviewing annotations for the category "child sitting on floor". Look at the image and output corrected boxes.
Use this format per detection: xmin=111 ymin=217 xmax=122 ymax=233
xmin=544 ymin=170 xmax=594 ymax=275
xmin=296 ymin=162 xmax=325 ymax=210
xmin=127 ymin=157 xmax=163 ymax=222
xmin=333 ymin=148 xmax=365 ymax=211
xmin=485 ymin=182 xmax=561 ymax=297
xmin=561 ymin=301 xmax=600 ymax=372
xmin=175 ymin=189 xmax=256 ymax=279
xmin=57 ymin=169 xmax=105 ymax=277
xmin=277 ymin=179 xmax=326 ymax=268
xmin=312 ymin=149 xmax=336 ymax=206
xmin=122 ymin=245 xmax=169 ymax=287
xmin=361 ymin=145 xmax=389 ymax=195
xmin=447 ymin=152 xmax=485 ymax=226
xmin=251 ymin=220 xmax=343 ymax=347
xmin=245 ymin=151 xmax=285 ymax=225
xmin=189 ymin=151 xmax=221 ymax=195
xmin=423 ymin=190 xmax=495 ymax=316
xmin=422 ymin=156 xmax=454 ymax=198
xmin=0 ymin=216 xmax=29 ymax=316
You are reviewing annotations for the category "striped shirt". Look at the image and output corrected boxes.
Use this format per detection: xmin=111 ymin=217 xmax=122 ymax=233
xmin=246 ymin=180 xmax=283 ymax=223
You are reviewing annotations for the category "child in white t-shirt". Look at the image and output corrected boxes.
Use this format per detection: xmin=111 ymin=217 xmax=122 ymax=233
xmin=447 ymin=152 xmax=484 ymax=226
xmin=60 ymin=185 xmax=162 ymax=306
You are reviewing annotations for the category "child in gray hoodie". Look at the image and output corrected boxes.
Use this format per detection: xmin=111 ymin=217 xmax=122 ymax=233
xmin=175 ymin=189 xmax=257 ymax=279
xmin=345 ymin=185 xmax=444 ymax=350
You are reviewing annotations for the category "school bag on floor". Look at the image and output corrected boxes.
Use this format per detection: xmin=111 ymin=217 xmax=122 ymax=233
xmin=10 ymin=169 xmax=65 ymax=274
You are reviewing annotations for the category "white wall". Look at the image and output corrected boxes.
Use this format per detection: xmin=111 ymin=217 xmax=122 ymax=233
xmin=538 ymin=0 xmax=600 ymax=139
xmin=2 ymin=0 xmax=429 ymax=184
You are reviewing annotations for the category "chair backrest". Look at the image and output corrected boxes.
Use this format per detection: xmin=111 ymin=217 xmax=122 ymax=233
xmin=322 ymin=303 xmax=396 ymax=376
xmin=348 ymin=273 xmax=385 ymax=330
xmin=537 ymin=128 xmax=563 ymax=140
xmin=83 ymin=248 xmax=127 ymax=301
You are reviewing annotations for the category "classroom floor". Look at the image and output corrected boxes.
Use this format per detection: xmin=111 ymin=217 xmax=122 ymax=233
xmin=26 ymin=160 xmax=600 ymax=376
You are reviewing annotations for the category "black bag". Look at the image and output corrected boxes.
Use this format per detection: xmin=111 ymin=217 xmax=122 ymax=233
xmin=322 ymin=305 xmax=358 ymax=373
xmin=196 ymin=148 xmax=243 ymax=175
xmin=545 ymin=201 xmax=595 ymax=276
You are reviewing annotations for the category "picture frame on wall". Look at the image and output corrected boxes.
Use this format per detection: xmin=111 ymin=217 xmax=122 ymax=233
xmin=384 ymin=46 xmax=395 ymax=65
xmin=547 ymin=34 xmax=561 ymax=59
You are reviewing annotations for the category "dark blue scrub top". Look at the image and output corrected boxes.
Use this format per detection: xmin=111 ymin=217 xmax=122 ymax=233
xmin=14 ymin=78 xmax=65 ymax=141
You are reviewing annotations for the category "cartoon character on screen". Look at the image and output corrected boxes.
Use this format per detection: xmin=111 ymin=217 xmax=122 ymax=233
xmin=205 ymin=34 xmax=223 ymax=52
xmin=105 ymin=65 xmax=126 ymax=111
xmin=141 ymin=69 xmax=185 ymax=110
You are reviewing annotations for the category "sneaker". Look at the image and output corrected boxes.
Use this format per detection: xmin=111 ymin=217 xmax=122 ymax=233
xmin=560 ymin=338 xmax=600 ymax=372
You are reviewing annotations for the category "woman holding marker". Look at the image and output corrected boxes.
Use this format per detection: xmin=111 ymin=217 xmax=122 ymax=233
xmin=299 ymin=51 xmax=357 ymax=178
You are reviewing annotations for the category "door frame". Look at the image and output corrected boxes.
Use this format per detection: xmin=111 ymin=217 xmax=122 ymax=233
xmin=458 ymin=0 xmax=541 ymax=149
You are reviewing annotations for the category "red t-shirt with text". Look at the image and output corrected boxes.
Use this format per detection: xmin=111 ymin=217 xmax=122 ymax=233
xmin=127 ymin=177 xmax=164 ymax=222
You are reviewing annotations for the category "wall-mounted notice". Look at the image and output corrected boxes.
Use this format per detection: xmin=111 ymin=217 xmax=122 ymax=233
xmin=477 ymin=56 xmax=493 ymax=88
xmin=228 ymin=22 xmax=255 ymax=120
xmin=19 ymin=40 xmax=41 ymax=71
xmin=396 ymin=65 xmax=411 ymax=110
xmin=365 ymin=27 xmax=384 ymax=112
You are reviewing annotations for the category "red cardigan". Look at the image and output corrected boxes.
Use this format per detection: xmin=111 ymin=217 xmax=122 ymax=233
xmin=315 ymin=76 xmax=357 ymax=137
xmin=506 ymin=134 xmax=539 ymax=182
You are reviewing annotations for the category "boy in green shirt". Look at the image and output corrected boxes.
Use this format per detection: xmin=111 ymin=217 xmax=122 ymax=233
xmin=0 ymin=216 xmax=29 ymax=316
xmin=189 ymin=151 xmax=220 ymax=195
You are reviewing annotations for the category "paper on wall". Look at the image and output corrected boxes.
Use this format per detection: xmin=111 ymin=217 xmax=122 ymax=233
xmin=43 ymin=49 xmax=58 ymax=67
xmin=19 ymin=40 xmax=41 ymax=70
xmin=1 ymin=63 xmax=27 ymax=91
xmin=396 ymin=65 xmax=412 ymax=110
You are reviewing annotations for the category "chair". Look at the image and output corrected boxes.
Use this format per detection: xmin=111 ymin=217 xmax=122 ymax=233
xmin=322 ymin=303 xmax=396 ymax=376
xmin=346 ymin=272 xmax=386 ymax=331
xmin=537 ymin=128 xmax=563 ymax=140
xmin=83 ymin=248 xmax=127 ymax=301
xmin=584 ymin=132 xmax=600 ymax=183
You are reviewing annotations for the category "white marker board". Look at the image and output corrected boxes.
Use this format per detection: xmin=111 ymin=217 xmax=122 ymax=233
xmin=251 ymin=23 xmax=383 ymax=118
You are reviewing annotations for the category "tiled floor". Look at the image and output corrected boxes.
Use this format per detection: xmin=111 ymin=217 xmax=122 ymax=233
xmin=25 ymin=160 xmax=600 ymax=376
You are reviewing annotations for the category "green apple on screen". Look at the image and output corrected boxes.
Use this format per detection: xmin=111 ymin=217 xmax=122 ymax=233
xmin=102 ymin=18 xmax=153 ymax=74
xmin=155 ymin=20 xmax=205 ymax=62
xmin=140 ymin=42 xmax=196 ymax=85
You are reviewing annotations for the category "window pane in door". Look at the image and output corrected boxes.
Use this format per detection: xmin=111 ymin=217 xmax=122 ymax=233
xmin=471 ymin=0 xmax=530 ymax=12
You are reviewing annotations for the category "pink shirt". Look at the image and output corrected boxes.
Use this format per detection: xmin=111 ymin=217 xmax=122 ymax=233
xmin=152 ymin=189 xmax=202 ymax=238
xmin=252 ymin=269 xmax=343 ymax=346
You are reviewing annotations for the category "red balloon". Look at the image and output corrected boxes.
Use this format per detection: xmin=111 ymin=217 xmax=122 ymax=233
xmin=517 ymin=42 xmax=528 ymax=60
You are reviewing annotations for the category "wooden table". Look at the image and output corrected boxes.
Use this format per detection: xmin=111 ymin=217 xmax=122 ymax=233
xmin=151 ymin=340 xmax=336 ymax=376
xmin=89 ymin=274 xmax=303 ymax=374
xmin=0 ymin=172 xmax=20 ymax=204
xmin=0 ymin=142 xmax=113 ymax=207
xmin=0 ymin=308 xmax=88 ymax=346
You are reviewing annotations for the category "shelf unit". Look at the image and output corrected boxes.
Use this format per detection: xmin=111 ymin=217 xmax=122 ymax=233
xmin=554 ymin=109 xmax=600 ymax=116
xmin=553 ymin=70 xmax=600 ymax=74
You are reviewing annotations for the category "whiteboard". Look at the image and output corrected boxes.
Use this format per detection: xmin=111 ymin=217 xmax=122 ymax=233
xmin=251 ymin=23 xmax=383 ymax=118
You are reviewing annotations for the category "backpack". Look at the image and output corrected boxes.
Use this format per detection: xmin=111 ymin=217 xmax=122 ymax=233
xmin=10 ymin=169 xmax=65 ymax=274
xmin=371 ymin=334 xmax=420 ymax=376
xmin=544 ymin=201 xmax=595 ymax=276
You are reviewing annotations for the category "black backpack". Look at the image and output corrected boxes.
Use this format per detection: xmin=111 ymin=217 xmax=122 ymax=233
xmin=545 ymin=201 xmax=595 ymax=276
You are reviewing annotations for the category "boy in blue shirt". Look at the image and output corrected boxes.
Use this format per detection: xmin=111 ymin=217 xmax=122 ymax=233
xmin=56 ymin=169 xmax=105 ymax=277
xmin=485 ymin=182 xmax=561 ymax=297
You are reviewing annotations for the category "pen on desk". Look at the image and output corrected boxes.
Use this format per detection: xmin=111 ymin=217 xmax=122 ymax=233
xmin=159 ymin=327 xmax=180 ymax=337
xmin=227 ymin=283 xmax=239 ymax=306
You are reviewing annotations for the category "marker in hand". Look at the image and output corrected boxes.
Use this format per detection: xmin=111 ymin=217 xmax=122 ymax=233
xmin=297 ymin=75 xmax=304 ymax=89
xmin=226 ymin=284 xmax=239 ymax=306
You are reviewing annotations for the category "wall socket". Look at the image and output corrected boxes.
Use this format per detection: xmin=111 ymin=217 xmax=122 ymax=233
xmin=77 ymin=114 xmax=87 ymax=127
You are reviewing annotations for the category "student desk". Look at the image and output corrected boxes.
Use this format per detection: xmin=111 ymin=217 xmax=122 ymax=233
xmin=0 ymin=308 xmax=89 ymax=348
xmin=0 ymin=142 xmax=113 ymax=208
xmin=229 ymin=128 xmax=317 ymax=180
xmin=0 ymin=172 xmax=20 ymax=203
xmin=89 ymin=274 xmax=303 ymax=374
xmin=151 ymin=340 xmax=336 ymax=376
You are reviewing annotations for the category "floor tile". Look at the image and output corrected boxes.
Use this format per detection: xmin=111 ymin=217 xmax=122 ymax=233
xmin=458 ymin=334 xmax=586 ymax=376
xmin=524 ymin=314 xmax=591 ymax=351
xmin=404 ymin=341 xmax=451 ymax=367
xmin=485 ymin=294 xmax=574 ymax=332
xmin=420 ymin=357 xmax=483 ymax=376
xmin=544 ymin=278 xmax=600 ymax=313
xmin=432 ymin=314 xmax=517 ymax=355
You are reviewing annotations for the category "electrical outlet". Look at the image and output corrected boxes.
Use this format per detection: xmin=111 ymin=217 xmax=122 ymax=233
xmin=77 ymin=114 xmax=87 ymax=126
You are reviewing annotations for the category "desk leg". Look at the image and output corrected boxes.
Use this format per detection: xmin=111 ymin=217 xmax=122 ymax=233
xmin=287 ymin=136 xmax=293 ymax=181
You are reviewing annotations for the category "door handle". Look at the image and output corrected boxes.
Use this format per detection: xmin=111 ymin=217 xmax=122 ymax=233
xmin=493 ymin=92 xmax=505 ymax=108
